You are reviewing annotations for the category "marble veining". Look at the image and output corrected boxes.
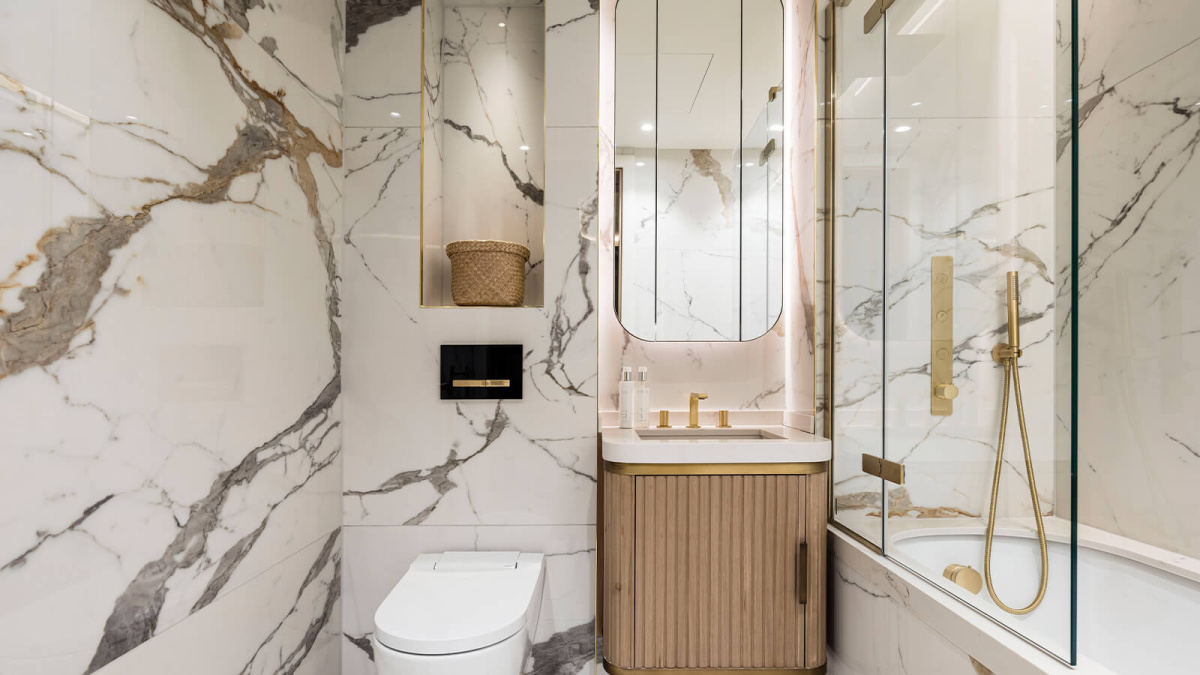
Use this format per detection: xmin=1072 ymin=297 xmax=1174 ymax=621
xmin=341 ymin=0 xmax=598 ymax=670
xmin=1074 ymin=0 xmax=1200 ymax=560
xmin=0 ymin=0 xmax=344 ymax=672
xmin=344 ymin=0 xmax=422 ymax=127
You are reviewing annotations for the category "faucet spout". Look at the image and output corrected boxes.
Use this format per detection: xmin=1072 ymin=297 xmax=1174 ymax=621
xmin=687 ymin=393 xmax=709 ymax=429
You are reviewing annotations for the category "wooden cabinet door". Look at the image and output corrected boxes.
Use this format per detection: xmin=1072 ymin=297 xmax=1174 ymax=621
xmin=603 ymin=472 xmax=827 ymax=671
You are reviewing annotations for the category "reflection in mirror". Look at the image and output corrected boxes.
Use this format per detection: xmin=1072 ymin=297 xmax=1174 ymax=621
xmin=613 ymin=0 xmax=784 ymax=342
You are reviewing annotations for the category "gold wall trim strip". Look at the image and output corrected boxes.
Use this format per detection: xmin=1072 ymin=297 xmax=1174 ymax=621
xmin=602 ymin=660 xmax=826 ymax=675
xmin=604 ymin=460 xmax=830 ymax=476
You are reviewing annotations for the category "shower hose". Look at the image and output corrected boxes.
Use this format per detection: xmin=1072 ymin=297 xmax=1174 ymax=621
xmin=983 ymin=274 xmax=1049 ymax=615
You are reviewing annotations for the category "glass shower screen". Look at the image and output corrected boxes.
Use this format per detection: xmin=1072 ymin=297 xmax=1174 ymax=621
xmin=827 ymin=0 xmax=1077 ymax=664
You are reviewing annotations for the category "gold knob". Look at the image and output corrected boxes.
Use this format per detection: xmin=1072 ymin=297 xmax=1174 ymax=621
xmin=935 ymin=384 xmax=959 ymax=401
xmin=717 ymin=410 xmax=731 ymax=428
xmin=657 ymin=410 xmax=671 ymax=428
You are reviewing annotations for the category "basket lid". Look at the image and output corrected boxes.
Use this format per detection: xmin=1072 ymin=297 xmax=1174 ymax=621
xmin=445 ymin=239 xmax=530 ymax=260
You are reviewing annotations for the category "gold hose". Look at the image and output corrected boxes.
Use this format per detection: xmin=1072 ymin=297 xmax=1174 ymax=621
xmin=983 ymin=273 xmax=1049 ymax=615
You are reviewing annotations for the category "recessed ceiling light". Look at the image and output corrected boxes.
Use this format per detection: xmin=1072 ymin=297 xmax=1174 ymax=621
xmin=498 ymin=22 xmax=506 ymax=27
xmin=640 ymin=123 xmax=654 ymax=132
xmin=635 ymin=161 xmax=646 ymax=167
xmin=769 ymin=124 xmax=784 ymax=131
xmin=894 ymin=125 xmax=912 ymax=133
xmin=519 ymin=145 xmax=530 ymax=151
xmin=22 ymin=131 xmax=35 ymax=138
xmin=125 ymin=115 xmax=138 ymax=121
xmin=389 ymin=111 xmax=401 ymax=118
xmin=1193 ymin=101 xmax=1200 ymax=107
xmin=911 ymin=102 xmax=922 ymax=107
xmin=745 ymin=162 xmax=755 ymax=167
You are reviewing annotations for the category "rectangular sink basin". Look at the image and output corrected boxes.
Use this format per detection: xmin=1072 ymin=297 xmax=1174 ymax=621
xmin=635 ymin=428 xmax=786 ymax=440
xmin=603 ymin=425 xmax=831 ymax=464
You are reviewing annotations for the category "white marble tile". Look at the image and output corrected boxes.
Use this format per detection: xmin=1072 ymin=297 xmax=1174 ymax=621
xmin=0 ymin=1 xmax=344 ymax=672
xmin=215 ymin=0 xmax=346 ymax=120
xmin=1075 ymin=23 xmax=1200 ymax=559
xmin=92 ymin=531 xmax=341 ymax=675
xmin=343 ymin=0 xmax=422 ymax=127
xmin=342 ymin=126 xmax=597 ymax=527
xmin=546 ymin=0 xmax=600 ymax=128
xmin=340 ymin=525 xmax=595 ymax=675
xmin=1076 ymin=0 xmax=1200 ymax=91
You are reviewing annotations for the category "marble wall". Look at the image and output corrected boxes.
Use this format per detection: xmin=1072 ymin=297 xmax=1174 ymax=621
xmin=1075 ymin=0 xmax=1200 ymax=561
xmin=599 ymin=0 xmax=818 ymax=424
xmin=0 ymin=0 xmax=345 ymax=673
xmin=339 ymin=0 xmax=600 ymax=673
xmin=828 ymin=0 xmax=1060 ymax=530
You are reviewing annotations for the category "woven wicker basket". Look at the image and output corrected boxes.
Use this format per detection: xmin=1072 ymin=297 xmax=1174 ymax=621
xmin=445 ymin=239 xmax=530 ymax=307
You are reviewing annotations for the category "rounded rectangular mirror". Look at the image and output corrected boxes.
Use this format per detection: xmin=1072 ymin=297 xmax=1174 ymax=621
xmin=613 ymin=0 xmax=784 ymax=342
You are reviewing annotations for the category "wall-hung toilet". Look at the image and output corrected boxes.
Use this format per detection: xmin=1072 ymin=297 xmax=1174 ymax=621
xmin=372 ymin=551 xmax=546 ymax=675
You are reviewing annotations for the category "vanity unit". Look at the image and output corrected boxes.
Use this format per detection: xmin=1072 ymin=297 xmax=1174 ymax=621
xmin=600 ymin=425 xmax=831 ymax=674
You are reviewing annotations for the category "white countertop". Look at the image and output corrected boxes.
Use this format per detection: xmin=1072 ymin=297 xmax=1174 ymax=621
xmin=601 ymin=425 xmax=831 ymax=464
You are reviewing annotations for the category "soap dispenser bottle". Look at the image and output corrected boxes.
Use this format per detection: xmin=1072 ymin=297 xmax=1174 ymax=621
xmin=634 ymin=367 xmax=650 ymax=428
xmin=618 ymin=367 xmax=634 ymax=429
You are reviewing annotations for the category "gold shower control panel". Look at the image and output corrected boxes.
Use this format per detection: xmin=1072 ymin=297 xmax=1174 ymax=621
xmin=931 ymin=256 xmax=956 ymax=416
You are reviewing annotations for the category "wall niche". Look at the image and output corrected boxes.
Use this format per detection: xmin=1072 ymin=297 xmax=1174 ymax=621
xmin=421 ymin=0 xmax=546 ymax=308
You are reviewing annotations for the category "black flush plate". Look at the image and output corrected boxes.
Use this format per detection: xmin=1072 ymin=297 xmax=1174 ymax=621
xmin=440 ymin=344 xmax=523 ymax=400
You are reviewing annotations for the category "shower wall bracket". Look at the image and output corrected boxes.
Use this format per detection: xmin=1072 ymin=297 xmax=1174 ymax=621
xmin=931 ymin=256 xmax=958 ymax=416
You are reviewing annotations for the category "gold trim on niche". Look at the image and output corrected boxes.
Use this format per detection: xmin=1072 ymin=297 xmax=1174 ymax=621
xmin=604 ymin=460 xmax=830 ymax=476
xmin=418 ymin=0 xmax=549 ymax=309
xmin=602 ymin=661 xmax=826 ymax=675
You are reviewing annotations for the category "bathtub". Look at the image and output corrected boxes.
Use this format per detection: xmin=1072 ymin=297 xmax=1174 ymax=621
xmin=830 ymin=520 xmax=1200 ymax=674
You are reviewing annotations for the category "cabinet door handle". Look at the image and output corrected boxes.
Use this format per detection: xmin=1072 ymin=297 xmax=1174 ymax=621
xmin=797 ymin=541 xmax=809 ymax=605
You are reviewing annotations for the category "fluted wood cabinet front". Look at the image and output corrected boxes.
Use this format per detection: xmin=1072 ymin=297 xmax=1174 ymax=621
xmin=603 ymin=467 xmax=827 ymax=673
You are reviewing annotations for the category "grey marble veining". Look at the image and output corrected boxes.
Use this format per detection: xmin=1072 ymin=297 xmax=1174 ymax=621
xmin=1074 ymin=0 xmax=1200 ymax=560
xmin=340 ymin=0 xmax=599 ymax=670
xmin=0 ymin=0 xmax=344 ymax=672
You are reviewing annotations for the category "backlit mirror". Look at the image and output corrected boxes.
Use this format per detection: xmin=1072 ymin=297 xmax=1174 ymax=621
xmin=613 ymin=0 xmax=784 ymax=341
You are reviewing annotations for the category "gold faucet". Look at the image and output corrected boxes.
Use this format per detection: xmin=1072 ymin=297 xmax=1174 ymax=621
xmin=687 ymin=393 xmax=708 ymax=428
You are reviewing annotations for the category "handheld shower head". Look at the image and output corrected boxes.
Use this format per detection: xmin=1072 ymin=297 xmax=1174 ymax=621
xmin=1006 ymin=271 xmax=1020 ymax=350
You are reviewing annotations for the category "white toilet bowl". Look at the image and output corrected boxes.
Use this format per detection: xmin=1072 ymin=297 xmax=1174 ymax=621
xmin=373 ymin=551 xmax=545 ymax=675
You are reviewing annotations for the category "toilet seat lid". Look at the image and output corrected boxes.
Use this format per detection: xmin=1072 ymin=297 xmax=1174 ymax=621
xmin=374 ymin=552 xmax=545 ymax=655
